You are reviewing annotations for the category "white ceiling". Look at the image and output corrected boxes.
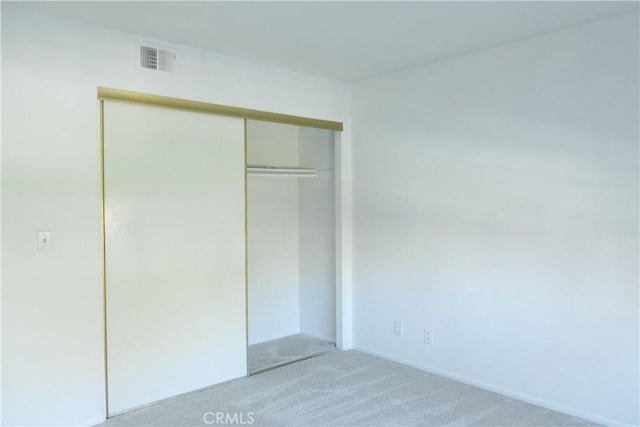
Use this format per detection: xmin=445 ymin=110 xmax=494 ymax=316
xmin=13 ymin=1 xmax=639 ymax=82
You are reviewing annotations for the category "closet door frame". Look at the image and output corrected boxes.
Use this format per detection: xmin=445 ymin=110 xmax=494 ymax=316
xmin=334 ymin=130 xmax=351 ymax=351
xmin=98 ymin=87 xmax=347 ymax=417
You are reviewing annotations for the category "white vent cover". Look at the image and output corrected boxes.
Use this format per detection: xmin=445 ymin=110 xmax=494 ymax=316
xmin=139 ymin=45 xmax=174 ymax=72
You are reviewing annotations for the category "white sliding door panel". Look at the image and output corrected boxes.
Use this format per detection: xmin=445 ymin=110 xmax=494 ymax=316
xmin=104 ymin=101 xmax=246 ymax=414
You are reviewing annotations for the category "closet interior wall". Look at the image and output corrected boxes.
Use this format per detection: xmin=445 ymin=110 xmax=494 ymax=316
xmin=247 ymin=120 xmax=336 ymax=345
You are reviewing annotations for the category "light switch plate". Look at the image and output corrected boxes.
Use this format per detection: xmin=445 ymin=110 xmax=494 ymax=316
xmin=38 ymin=231 xmax=51 ymax=251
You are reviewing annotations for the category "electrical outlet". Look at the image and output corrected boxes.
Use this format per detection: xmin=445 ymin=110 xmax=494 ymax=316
xmin=424 ymin=329 xmax=433 ymax=345
xmin=394 ymin=320 xmax=403 ymax=336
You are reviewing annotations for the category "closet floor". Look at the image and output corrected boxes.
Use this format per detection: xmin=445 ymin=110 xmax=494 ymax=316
xmin=248 ymin=334 xmax=336 ymax=374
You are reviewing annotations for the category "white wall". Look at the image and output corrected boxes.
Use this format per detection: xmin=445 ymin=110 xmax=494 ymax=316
xmin=247 ymin=121 xmax=301 ymax=344
xmin=352 ymin=13 xmax=638 ymax=426
xmin=299 ymin=127 xmax=336 ymax=342
xmin=0 ymin=5 xmax=350 ymax=426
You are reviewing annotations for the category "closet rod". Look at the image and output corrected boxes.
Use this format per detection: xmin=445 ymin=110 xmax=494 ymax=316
xmin=247 ymin=166 xmax=318 ymax=178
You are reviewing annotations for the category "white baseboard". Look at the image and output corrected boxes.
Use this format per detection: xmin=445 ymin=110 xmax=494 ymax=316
xmin=299 ymin=330 xmax=336 ymax=344
xmin=352 ymin=345 xmax=624 ymax=427
xmin=81 ymin=416 xmax=106 ymax=426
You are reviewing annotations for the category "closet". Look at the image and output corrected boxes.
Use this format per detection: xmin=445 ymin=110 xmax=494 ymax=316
xmin=246 ymin=120 xmax=336 ymax=373
xmin=100 ymin=88 xmax=341 ymax=416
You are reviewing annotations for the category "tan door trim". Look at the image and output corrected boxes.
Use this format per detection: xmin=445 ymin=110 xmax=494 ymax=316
xmin=98 ymin=88 xmax=343 ymax=132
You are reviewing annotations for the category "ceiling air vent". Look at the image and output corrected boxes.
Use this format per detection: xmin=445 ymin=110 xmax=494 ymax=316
xmin=140 ymin=45 xmax=175 ymax=72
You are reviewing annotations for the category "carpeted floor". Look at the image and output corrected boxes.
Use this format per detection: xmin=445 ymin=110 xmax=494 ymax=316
xmin=97 ymin=350 xmax=598 ymax=426
xmin=248 ymin=334 xmax=336 ymax=373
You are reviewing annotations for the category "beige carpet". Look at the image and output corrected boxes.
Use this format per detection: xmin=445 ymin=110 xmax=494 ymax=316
xmin=98 ymin=350 xmax=598 ymax=427
xmin=248 ymin=334 xmax=336 ymax=373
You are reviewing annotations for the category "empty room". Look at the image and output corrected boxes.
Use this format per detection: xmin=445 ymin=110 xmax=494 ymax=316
xmin=1 ymin=1 xmax=638 ymax=426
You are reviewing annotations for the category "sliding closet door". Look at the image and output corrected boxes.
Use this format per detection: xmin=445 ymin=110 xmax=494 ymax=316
xmin=103 ymin=101 xmax=246 ymax=414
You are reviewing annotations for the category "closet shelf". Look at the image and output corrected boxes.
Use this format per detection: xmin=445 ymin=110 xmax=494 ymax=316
xmin=247 ymin=166 xmax=318 ymax=178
